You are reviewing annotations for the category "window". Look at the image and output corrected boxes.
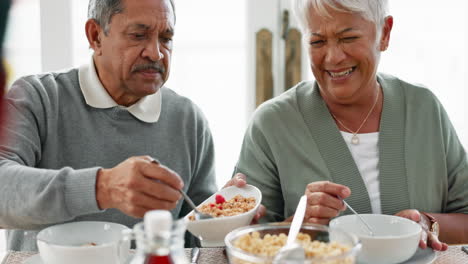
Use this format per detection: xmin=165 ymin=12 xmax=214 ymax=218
xmin=163 ymin=1 xmax=248 ymax=186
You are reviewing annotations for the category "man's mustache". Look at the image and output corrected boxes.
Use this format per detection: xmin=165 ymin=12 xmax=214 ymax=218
xmin=131 ymin=63 xmax=166 ymax=74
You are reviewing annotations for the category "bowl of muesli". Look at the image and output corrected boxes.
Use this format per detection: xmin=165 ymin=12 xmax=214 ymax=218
xmin=184 ymin=184 xmax=262 ymax=247
xmin=225 ymin=222 xmax=361 ymax=264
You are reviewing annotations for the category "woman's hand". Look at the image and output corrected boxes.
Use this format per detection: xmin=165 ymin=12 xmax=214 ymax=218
xmin=223 ymin=173 xmax=247 ymax=188
xmin=303 ymin=181 xmax=350 ymax=225
xmin=223 ymin=173 xmax=266 ymax=223
xmin=395 ymin=209 xmax=448 ymax=251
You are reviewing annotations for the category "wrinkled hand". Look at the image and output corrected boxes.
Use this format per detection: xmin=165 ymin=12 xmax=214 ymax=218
xmin=395 ymin=209 xmax=448 ymax=251
xmin=223 ymin=173 xmax=266 ymax=223
xmin=303 ymin=181 xmax=350 ymax=225
xmin=96 ymin=156 xmax=184 ymax=218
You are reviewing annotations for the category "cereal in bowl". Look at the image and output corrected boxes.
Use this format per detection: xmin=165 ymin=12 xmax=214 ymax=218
xmin=233 ymin=232 xmax=353 ymax=264
xmin=189 ymin=194 xmax=256 ymax=220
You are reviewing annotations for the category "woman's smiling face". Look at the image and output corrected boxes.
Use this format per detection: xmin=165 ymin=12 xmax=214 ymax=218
xmin=306 ymin=6 xmax=392 ymax=104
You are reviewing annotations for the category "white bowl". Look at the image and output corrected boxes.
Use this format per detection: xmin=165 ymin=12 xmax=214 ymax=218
xmin=329 ymin=214 xmax=422 ymax=264
xmin=184 ymin=184 xmax=262 ymax=247
xmin=36 ymin=221 xmax=131 ymax=264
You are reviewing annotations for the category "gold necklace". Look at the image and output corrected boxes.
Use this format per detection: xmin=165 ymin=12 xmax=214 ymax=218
xmin=330 ymin=87 xmax=380 ymax=145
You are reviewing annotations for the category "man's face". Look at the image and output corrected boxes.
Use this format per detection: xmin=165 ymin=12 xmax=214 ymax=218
xmin=96 ymin=0 xmax=174 ymax=102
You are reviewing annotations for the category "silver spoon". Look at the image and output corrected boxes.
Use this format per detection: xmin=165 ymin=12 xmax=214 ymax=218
xmin=179 ymin=189 xmax=213 ymax=220
xmin=149 ymin=158 xmax=213 ymax=220
xmin=190 ymin=247 xmax=200 ymax=264
xmin=339 ymin=196 xmax=374 ymax=236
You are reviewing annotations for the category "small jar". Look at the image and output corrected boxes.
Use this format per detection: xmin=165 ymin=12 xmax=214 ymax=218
xmin=127 ymin=211 xmax=189 ymax=264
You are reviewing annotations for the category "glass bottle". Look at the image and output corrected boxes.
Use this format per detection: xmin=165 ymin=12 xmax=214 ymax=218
xmin=128 ymin=210 xmax=188 ymax=264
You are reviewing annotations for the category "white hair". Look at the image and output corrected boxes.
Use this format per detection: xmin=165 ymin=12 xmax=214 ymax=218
xmin=292 ymin=0 xmax=389 ymax=36
xmin=88 ymin=0 xmax=176 ymax=35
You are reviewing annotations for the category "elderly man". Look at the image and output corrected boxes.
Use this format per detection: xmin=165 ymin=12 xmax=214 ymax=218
xmin=0 ymin=0 xmax=252 ymax=251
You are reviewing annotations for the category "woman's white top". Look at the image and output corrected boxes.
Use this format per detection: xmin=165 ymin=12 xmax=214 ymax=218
xmin=340 ymin=131 xmax=382 ymax=214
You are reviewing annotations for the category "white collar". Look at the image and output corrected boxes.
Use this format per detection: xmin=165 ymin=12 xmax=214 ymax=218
xmin=78 ymin=56 xmax=162 ymax=123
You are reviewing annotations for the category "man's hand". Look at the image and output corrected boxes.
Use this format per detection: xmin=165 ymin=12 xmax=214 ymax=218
xmin=222 ymin=173 xmax=266 ymax=223
xmin=395 ymin=209 xmax=448 ymax=251
xmin=95 ymin=156 xmax=184 ymax=218
xmin=303 ymin=181 xmax=350 ymax=225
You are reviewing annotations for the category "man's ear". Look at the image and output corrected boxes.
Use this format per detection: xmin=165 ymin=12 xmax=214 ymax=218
xmin=85 ymin=19 xmax=104 ymax=55
xmin=379 ymin=15 xmax=393 ymax=51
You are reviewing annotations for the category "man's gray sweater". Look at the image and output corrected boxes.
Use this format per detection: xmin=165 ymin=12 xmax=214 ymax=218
xmin=0 ymin=68 xmax=217 ymax=250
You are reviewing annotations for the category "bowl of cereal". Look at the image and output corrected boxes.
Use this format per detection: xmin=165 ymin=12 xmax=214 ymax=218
xmin=329 ymin=214 xmax=422 ymax=264
xmin=225 ymin=222 xmax=361 ymax=264
xmin=184 ymin=184 xmax=262 ymax=247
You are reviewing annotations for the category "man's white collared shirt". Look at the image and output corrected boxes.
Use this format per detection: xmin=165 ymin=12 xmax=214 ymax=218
xmin=78 ymin=57 xmax=162 ymax=123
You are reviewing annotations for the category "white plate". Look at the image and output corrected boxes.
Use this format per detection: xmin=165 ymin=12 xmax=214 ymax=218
xmin=23 ymin=255 xmax=42 ymax=264
xmin=358 ymin=248 xmax=436 ymax=264
xmin=402 ymin=248 xmax=436 ymax=264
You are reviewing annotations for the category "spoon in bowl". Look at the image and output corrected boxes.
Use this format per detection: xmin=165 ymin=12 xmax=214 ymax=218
xmin=273 ymin=195 xmax=307 ymax=264
xmin=339 ymin=196 xmax=374 ymax=236
xmin=149 ymin=158 xmax=213 ymax=220
xmin=179 ymin=189 xmax=214 ymax=220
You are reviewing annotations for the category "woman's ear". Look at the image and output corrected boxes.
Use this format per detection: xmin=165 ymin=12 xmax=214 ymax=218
xmin=380 ymin=16 xmax=393 ymax=51
xmin=85 ymin=19 xmax=104 ymax=55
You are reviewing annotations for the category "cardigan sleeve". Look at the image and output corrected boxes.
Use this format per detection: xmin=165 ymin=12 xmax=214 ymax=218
xmin=439 ymin=99 xmax=468 ymax=214
xmin=234 ymin=106 xmax=285 ymax=222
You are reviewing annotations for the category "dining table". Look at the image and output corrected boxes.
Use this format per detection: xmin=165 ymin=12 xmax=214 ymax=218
xmin=1 ymin=245 xmax=468 ymax=264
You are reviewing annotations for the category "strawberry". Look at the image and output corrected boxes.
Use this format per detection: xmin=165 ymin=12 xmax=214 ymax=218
xmin=215 ymin=194 xmax=226 ymax=204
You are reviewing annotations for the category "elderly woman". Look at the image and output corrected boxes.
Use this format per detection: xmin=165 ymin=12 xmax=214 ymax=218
xmin=235 ymin=0 xmax=468 ymax=251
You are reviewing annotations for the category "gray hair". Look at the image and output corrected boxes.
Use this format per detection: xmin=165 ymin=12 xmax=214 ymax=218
xmin=292 ymin=0 xmax=388 ymax=36
xmin=88 ymin=0 xmax=176 ymax=35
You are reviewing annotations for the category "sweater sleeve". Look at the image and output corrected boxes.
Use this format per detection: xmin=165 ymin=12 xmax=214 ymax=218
xmin=438 ymin=98 xmax=468 ymax=214
xmin=234 ymin=106 xmax=285 ymax=222
xmin=0 ymin=77 xmax=102 ymax=229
